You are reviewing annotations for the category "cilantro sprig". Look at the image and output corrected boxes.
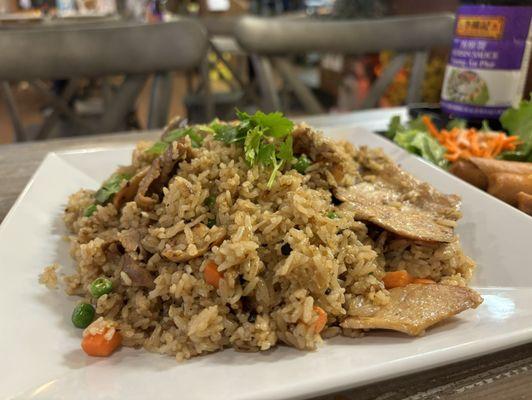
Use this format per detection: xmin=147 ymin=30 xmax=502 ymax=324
xmin=211 ymin=110 xmax=295 ymax=188
xmin=147 ymin=127 xmax=204 ymax=155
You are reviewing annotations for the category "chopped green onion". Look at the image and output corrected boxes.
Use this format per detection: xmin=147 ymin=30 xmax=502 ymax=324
xmin=327 ymin=211 xmax=339 ymax=219
xmin=147 ymin=127 xmax=204 ymax=155
xmin=207 ymin=218 xmax=216 ymax=228
xmin=146 ymin=141 xmax=169 ymax=155
xmin=89 ymin=277 xmax=113 ymax=298
xmin=204 ymin=195 xmax=216 ymax=209
xmin=83 ymin=204 xmax=97 ymax=217
xmin=94 ymin=173 xmax=131 ymax=205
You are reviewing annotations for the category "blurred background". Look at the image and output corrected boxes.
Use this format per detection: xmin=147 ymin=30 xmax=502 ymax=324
xmin=0 ymin=0 xmax=481 ymax=143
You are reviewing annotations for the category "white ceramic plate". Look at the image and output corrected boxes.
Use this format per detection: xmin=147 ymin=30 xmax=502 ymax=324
xmin=1 ymin=127 xmax=531 ymax=400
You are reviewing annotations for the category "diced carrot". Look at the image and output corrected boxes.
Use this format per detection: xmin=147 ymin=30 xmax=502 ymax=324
xmin=204 ymin=260 xmax=223 ymax=288
xmin=382 ymin=270 xmax=414 ymax=289
xmin=313 ymin=306 xmax=327 ymax=333
xmin=413 ymin=278 xmax=436 ymax=284
xmin=81 ymin=329 xmax=122 ymax=357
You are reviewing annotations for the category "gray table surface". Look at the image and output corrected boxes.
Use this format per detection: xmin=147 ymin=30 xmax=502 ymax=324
xmin=1 ymin=110 xmax=531 ymax=399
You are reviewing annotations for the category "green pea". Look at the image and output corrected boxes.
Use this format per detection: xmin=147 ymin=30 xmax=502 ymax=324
xmin=90 ymin=277 xmax=113 ymax=298
xmin=294 ymin=154 xmax=311 ymax=174
xmin=327 ymin=211 xmax=339 ymax=219
xmin=71 ymin=303 xmax=95 ymax=329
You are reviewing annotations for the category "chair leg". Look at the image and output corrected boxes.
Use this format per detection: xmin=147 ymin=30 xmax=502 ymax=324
xmin=0 ymin=82 xmax=27 ymax=142
xmin=35 ymin=79 xmax=80 ymax=140
xmin=273 ymin=57 xmax=324 ymax=115
xmin=31 ymin=80 xmax=93 ymax=132
xmin=147 ymin=72 xmax=172 ymax=129
xmin=361 ymin=53 xmax=408 ymax=109
xmin=407 ymin=51 xmax=428 ymax=104
xmin=250 ymin=55 xmax=281 ymax=112
xmin=99 ymin=74 xmax=148 ymax=133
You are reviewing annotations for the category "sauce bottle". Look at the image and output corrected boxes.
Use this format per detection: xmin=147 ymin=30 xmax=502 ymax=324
xmin=441 ymin=0 xmax=532 ymax=125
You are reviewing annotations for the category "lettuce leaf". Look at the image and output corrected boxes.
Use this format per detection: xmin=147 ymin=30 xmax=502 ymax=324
xmin=394 ymin=130 xmax=449 ymax=169
xmin=385 ymin=115 xmax=429 ymax=140
xmin=499 ymin=98 xmax=532 ymax=161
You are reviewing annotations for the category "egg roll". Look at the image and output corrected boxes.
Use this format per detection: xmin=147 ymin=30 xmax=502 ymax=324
xmin=450 ymin=158 xmax=532 ymax=190
xmin=517 ymin=192 xmax=532 ymax=215
xmin=487 ymin=173 xmax=532 ymax=206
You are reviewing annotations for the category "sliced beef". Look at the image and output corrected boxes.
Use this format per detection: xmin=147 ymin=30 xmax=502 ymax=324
xmin=334 ymin=146 xmax=461 ymax=243
xmin=335 ymin=184 xmax=456 ymax=242
xmin=341 ymin=284 xmax=482 ymax=336
xmin=112 ymin=166 xmax=150 ymax=209
xmin=121 ymin=254 xmax=154 ymax=289
xmin=135 ymin=138 xmax=194 ymax=209
xmin=292 ymin=124 xmax=358 ymax=184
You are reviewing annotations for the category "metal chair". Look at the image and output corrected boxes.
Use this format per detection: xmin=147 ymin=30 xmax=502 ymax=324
xmin=234 ymin=13 xmax=455 ymax=113
xmin=0 ymin=19 xmax=208 ymax=141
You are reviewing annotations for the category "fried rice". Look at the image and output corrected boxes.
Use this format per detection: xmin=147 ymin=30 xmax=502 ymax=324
xmin=44 ymin=122 xmax=476 ymax=361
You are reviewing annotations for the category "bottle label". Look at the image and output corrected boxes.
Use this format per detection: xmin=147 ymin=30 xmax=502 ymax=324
xmin=441 ymin=5 xmax=532 ymax=119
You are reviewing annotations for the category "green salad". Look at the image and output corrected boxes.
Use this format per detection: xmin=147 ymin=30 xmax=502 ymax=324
xmin=386 ymin=98 xmax=532 ymax=168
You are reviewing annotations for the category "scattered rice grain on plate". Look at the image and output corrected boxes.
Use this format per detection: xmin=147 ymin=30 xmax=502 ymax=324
xmin=39 ymin=263 xmax=60 ymax=289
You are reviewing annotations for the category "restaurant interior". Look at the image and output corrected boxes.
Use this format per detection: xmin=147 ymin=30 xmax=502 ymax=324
xmin=1 ymin=1 xmax=532 ymax=399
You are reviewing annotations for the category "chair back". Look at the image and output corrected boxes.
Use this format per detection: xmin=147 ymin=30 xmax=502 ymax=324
xmin=234 ymin=14 xmax=455 ymax=113
xmin=0 ymin=19 xmax=208 ymax=81
xmin=235 ymin=13 xmax=454 ymax=56
xmin=0 ymin=19 xmax=208 ymax=141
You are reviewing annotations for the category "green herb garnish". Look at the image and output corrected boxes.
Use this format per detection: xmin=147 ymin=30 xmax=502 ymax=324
xmin=94 ymin=173 xmax=131 ymax=205
xmin=206 ymin=218 xmax=216 ymax=228
xmin=83 ymin=204 xmax=97 ymax=217
xmin=294 ymin=154 xmax=311 ymax=174
xmin=211 ymin=122 xmax=245 ymax=144
xmin=212 ymin=110 xmax=295 ymax=188
xmin=147 ymin=127 xmax=204 ymax=155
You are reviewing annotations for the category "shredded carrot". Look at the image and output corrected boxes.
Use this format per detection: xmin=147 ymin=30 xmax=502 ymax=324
xmin=82 ymin=329 xmax=122 ymax=357
xmin=204 ymin=260 xmax=223 ymax=288
xmin=421 ymin=116 xmax=519 ymax=163
xmin=382 ymin=270 xmax=414 ymax=289
xmin=313 ymin=306 xmax=327 ymax=333
xmin=413 ymin=278 xmax=436 ymax=285
xmin=445 ymin=153 xmax=460 ymax=162
xmin=469 ymin=131 xmax=480 ymax=156
xmin=422 ymin=115 xmax=442 ymax=140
